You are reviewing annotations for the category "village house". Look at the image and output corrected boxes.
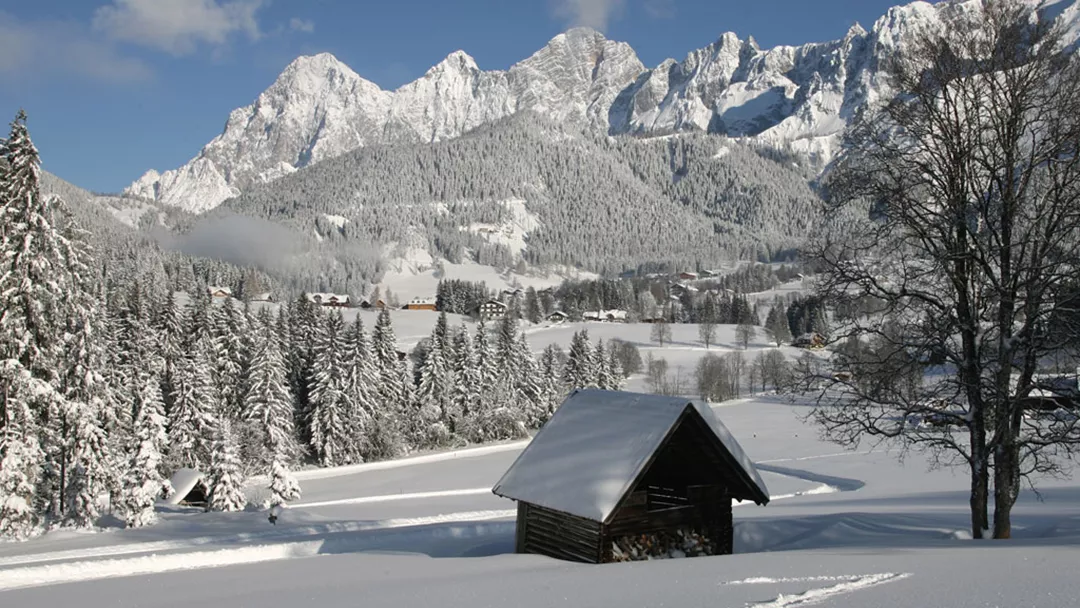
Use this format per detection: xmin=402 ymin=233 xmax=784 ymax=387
xmin=248 ymin=292 xmax=274 ymax=303
xmin=492 ymin=390 xmax=769 ymax=563
xmin=477 ymin=299 xmax=508 ymax=321
xmin=305 ymin=292 xmax=351 ymax=308
xmin=583 ymin=309 xmax=628 ymax=323
xmin=678 ymin=271 xmax=699 ymax=281
xmin=207 ymin=286 xmax=233 ymax=300
xmin=403 ymin=297 xmax=437 ymax=311
xmin=793 ymin=332 xmax=827 ymax=349
xmin=546 ymin=310 xmax=569 ymax=324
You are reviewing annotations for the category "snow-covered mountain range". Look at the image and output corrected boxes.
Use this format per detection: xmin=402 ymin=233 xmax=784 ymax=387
xmin=125 ymin=0 xmax=1080 ymax=214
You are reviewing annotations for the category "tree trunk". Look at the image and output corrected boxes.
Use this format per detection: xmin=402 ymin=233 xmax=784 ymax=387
xmin=970 ymin=454 xmax=988 ymax=539
xmin=993 ymin=438 xmax=1021 ymax=539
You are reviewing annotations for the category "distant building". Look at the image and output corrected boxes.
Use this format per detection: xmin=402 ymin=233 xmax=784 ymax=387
xmin=403 ymin=297 xmax=437 ymax=311
xmin=305 ymin=292 xmax=351 ymax=308
xmin=583 ymin=309 xmax=628 ymax=323
xmin=793 ymin=332 xmax=827 ymax=349
xmin=546 ymin=310 xmax=569 ymax=324
xmin=207 ymin=286 xmax=232 ymax=299
xmin=477 ymin=299 xmax=508 ymax=321
xmin=678 ymin=272 xmax=699 ymax=281
xmin=248 ymin=292 xmax=274 ymax=303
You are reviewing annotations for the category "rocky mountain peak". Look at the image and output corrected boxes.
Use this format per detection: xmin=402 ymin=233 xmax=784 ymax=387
xmin=127 ymin=1 xmax=1080 ymax=214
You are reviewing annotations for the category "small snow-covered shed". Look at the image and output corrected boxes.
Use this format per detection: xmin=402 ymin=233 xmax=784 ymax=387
xmin=492 ymin=389 xmax=769 ymax=563
xmin=163 ymin=468 xmax=209 ymax=508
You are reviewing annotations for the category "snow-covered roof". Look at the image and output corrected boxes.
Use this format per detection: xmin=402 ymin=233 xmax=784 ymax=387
xmin=492 ymin=389 xmax=769 ymax=522
xmin=161 ymin=468 xmax=205 ymax=506
xmin=583 ymin=309 xmax=628 ymax=321
xmin=305 ymin=292 xmax=350 ymax=304
xmin=207 ymin=286 xmax=232 ymax=296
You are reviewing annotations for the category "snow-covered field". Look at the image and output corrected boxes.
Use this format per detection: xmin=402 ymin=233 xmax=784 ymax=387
xmin=3 ymin=323 xmax=1080 ymax=607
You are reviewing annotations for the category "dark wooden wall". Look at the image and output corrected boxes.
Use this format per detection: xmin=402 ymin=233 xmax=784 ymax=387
xmin=517 ymin=502 xmax=605 ymax=563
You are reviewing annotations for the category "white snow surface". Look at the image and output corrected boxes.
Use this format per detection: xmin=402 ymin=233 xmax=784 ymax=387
xmin=493 ymin=389 xmax=767 ymax=521
xmin=4 ymin=321 xmax=1080 ymax=606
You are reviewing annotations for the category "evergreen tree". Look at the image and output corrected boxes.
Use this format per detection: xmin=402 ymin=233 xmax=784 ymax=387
xmin=122 ymin=378 xmax=170 ymax=528
xmin=0 ymin=366 xmax=45 ymax=539
xmin=1 ymin=111 xmax=112 ymax=527
xmin=594 ymin=339 xmax=613 ymax=390
xmin=607 ymin=341 xmax=625 ymax=390
xmin=167 ymin=337 xmax=218 ymax=470
xmin=205 ymin=422 xmax=246 ymax=513
xmin=413 ymin=312 xmax=451 ymax=448
xmin=268 ymin=459 xmax=301 ymax=508
xmin=562 ymin=330 xmax=595 ymax=390
xmin=449 ymin=324 xmax=479 ymax=438
xmin=370 ymin=308 xmax=406 ymax=458
xmin=154 ymin=291 xmax=185 ymax=409
xmin=536 ymin=345 xmax=564 ymax=424
xmin=308 ymin=311 xmax=349 ymax=467
xmin=524 ymin=287 xmax=542 ymax=324
xmin=243 ymin=314 xmax=299 ymax=467
xmin=341 ymin=315 xmax=376 ymax=462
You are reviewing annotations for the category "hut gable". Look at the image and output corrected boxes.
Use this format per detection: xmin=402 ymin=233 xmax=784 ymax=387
xmin=162 ymin=468 xmax=208 ymax=507
xmin=493 ymin=390 xmax=768 ymax=523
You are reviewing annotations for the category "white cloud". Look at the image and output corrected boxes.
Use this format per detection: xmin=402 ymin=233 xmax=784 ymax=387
xmin=643 ymin=0 xmax=676 ymax=20
xmin=289 ymin=18 xmax=315 ymax=34
xmin=0 ymin=12 xmax=153 ymax=85
xmin=552 ymin=0 xmax=627 ymax=31
xmin=92 ymin=0 xmax=267 ymax=56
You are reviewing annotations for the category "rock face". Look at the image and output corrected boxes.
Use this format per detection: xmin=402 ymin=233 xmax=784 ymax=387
xmin=127 ymin=1 xmax=1080 ymax=213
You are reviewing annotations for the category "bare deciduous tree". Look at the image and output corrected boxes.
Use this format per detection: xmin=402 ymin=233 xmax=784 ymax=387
xmin=802 ymin=3 xmax=1080 ymax=539
xmin=651 ymin=317 xmax=672 ymax=346
xmin=698 ymin=320 xmax=717 ymax=349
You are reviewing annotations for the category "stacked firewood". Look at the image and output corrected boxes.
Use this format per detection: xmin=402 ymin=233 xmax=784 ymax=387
xmin=610 ymin=528 xmax=716 ymax=561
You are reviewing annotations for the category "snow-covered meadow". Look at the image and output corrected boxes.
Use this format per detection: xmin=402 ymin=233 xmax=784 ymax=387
xmin=1 ymin=321 xmax=1079 ymax=606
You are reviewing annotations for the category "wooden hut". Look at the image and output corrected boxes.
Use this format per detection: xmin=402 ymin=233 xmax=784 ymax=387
xmin=492 ymin=389 xmax=769 ymax=563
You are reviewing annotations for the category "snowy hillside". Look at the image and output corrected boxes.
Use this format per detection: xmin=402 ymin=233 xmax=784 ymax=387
xmin=122 ymin=0 xmax=1080 ymax=214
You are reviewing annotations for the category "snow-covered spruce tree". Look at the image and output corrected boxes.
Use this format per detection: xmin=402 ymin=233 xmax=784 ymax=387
xmin=516 ymin=332 xmax=545 ymax=429
xmin=167 ymin=336 xmax=219 ymax=470
xmin=153 ymin=290 xmax=186 ymax=409
xmin=0 ymin=363 xmax=47 ymax=539
xmin=308 ymin=311 xmax=349 ymax=467
xmin=607 ymin=341 xmax=625 ymax=391
xmin=268 ymin=459 xmax=301 ymax=508
xmin=562 ymin=330 xmax=595 ymax=391
xmin=286 ymin=296 xmax=320 ymax=447
xmin=1 ymin=111 xmax=118 ymax=527
xmin=370 ymin=308 xmax=406 ymax=458
xmin=205 ymin=421 xmax=247 ymax=513
xmin=413 ymin=312 xmax=451 ymax=448
xmin=470 ymin=318 xmax=500 ymax=441
xmin=341 ymin=315 xmax=375 ymax=462
xmin=122 ymin=379 xmax=169 ymax=528
xmin=241 ymin=311 xmax=300 ymax=507
xmin=211 ymin=301 xmax=248 ymax=421
xmin=537 ymin=345 xmax=564 ymax=424
xmin=449 ymin=324 xmax=479 ymax=440
xmin=594 ymin=339 xmax=614 ymax=390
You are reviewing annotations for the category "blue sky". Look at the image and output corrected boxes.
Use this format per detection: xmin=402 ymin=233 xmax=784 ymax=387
xmin=0 ymin=0 xmax=913 ymax=193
